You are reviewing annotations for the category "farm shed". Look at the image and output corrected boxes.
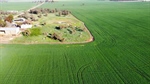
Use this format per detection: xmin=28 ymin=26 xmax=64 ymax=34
xmin=0 ymin=27 xmax=20 ymax=35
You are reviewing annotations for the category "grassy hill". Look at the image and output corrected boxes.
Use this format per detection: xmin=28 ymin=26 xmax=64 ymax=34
xmin=0 ymin=1 xmax=150 ymax=84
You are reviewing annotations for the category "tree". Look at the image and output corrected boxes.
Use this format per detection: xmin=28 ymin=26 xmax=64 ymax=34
xmin=4 ymin=14 xmax=13 ymax=23
xmin=0 ymin=20 xmax=6 ymax=27
xmin=22 ymin=29 xmax=31 ymax=36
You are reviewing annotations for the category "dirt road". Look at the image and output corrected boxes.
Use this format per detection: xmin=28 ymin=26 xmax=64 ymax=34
xmin=14 ymin=2 xmax=45 ymax=18
xmin=27 ymin=2 xmax=45 ymax=12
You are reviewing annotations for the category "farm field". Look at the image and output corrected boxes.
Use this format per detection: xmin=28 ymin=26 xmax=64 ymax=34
xmin=0 ymin=2 xmax=37 ymax=11
xmin=0 ymin=1 xmax=150 ymax=84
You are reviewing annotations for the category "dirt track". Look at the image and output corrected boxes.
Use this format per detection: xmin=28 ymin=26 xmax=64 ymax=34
xmin=14 ymin=2 xmax=45 ymax=18
xmin=0 ymin=35 xmax=14 ymax=43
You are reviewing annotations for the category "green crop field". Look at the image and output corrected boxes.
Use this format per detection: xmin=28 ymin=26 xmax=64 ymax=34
xmin=0 ymin=2 xmax=36 ymax=11
xmin=0 ymin=1 xmax=150 ymax=84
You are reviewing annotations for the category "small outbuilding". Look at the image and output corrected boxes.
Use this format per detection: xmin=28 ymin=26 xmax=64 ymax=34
xmin=21 ymin=24 xmax=32 ymax=29
xmin=0 ymin=27 xmax=20 ymax=35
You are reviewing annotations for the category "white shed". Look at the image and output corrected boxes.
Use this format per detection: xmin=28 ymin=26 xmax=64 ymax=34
xmin=0 ymin=27 xmax=20 ymax=35
xmin=21 ymin=24 xmax=32 ymax=29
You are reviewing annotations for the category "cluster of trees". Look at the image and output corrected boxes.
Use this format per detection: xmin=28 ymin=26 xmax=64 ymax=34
xmin=24 ymin=8 xmax=70 ymax=23
xmin=18 ymin=14 xmax=38 ymax=21
xmin=50 ymin=25 xmax=84 ymax=42
xmin=29 ymin=8 xmax=57 ymax=14
xmin=29 ymin=8 xmax=70 ymax=16
xmin=18 ymin=8 xmax=61 ymax=25
xmin=61 ymin=10 xmax=69 ymax=16
xmin=47 ymin=33 xmax=64 ymax=42
xmin=19 ymin=8 xmax=60 ymax=22
xmin=56 ymin=10 xmax=70 ymax=16
xmin=32 ymin=0 xmax=54 ymax=3
xmin=45 ymin=0 xmax=54 ymax=2
xmin=32 ymin=1 xmax=44 ymax=3
xmin=55 ymin=25 xmax=85 ymax=39
xmin=0 ymin=15 xmax=13 ymax=27
xmin=0 ymin=11 xmax=18 ymax=15
xmin=55 ymin=25 xmax=68 ymax=30
xmin=55 ymin=24 xmax=84 ymax=32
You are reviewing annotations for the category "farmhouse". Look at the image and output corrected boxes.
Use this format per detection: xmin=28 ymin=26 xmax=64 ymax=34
xmin=0 ymin=27 xmax=20 ymax=35
xmin=13 ymin=18 xmax=33 ymax=29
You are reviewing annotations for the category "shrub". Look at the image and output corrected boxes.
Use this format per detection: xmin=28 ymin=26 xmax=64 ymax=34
xmin=0 ymin=20 xmax=6 ymax=27
xmin=22 ymin=29 xmax=31 ymax=36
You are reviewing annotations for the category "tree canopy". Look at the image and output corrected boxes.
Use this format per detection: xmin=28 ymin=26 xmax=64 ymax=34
xmin=4 ymin=15 xmax=14 ymax=23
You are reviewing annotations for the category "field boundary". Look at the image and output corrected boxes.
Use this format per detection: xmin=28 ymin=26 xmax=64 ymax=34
xmin=71 ymin=13 xmax=94 ymax=42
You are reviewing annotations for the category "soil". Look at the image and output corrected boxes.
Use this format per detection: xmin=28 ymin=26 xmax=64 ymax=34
xmin=0 ymin=35 xmax=14 ymax=44
xmin=0 ymin=34 xmax=21 ymax=44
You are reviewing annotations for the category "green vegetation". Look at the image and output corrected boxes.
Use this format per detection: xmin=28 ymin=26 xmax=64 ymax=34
xmin=0 ymin=20 xmax=6 ymax=27
xmin=22 ymin=29 xmax=31 ymax=36
xmin=0 ymin=2 xmax=36 ymax=11
xmin=12 ymin=13 xmax=91 ymax=43
xmin=0 ymin=14 xmax=14 ymax=27
xmin=4 ymin=15 xmax=13 ymax=23
xmin=22 ymin=28 xmax=41 ymax=37
xmin=30 ymin=28 xmax=41 ymax=36
xmin=0 ymin=1 xmax=150 ymax=84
